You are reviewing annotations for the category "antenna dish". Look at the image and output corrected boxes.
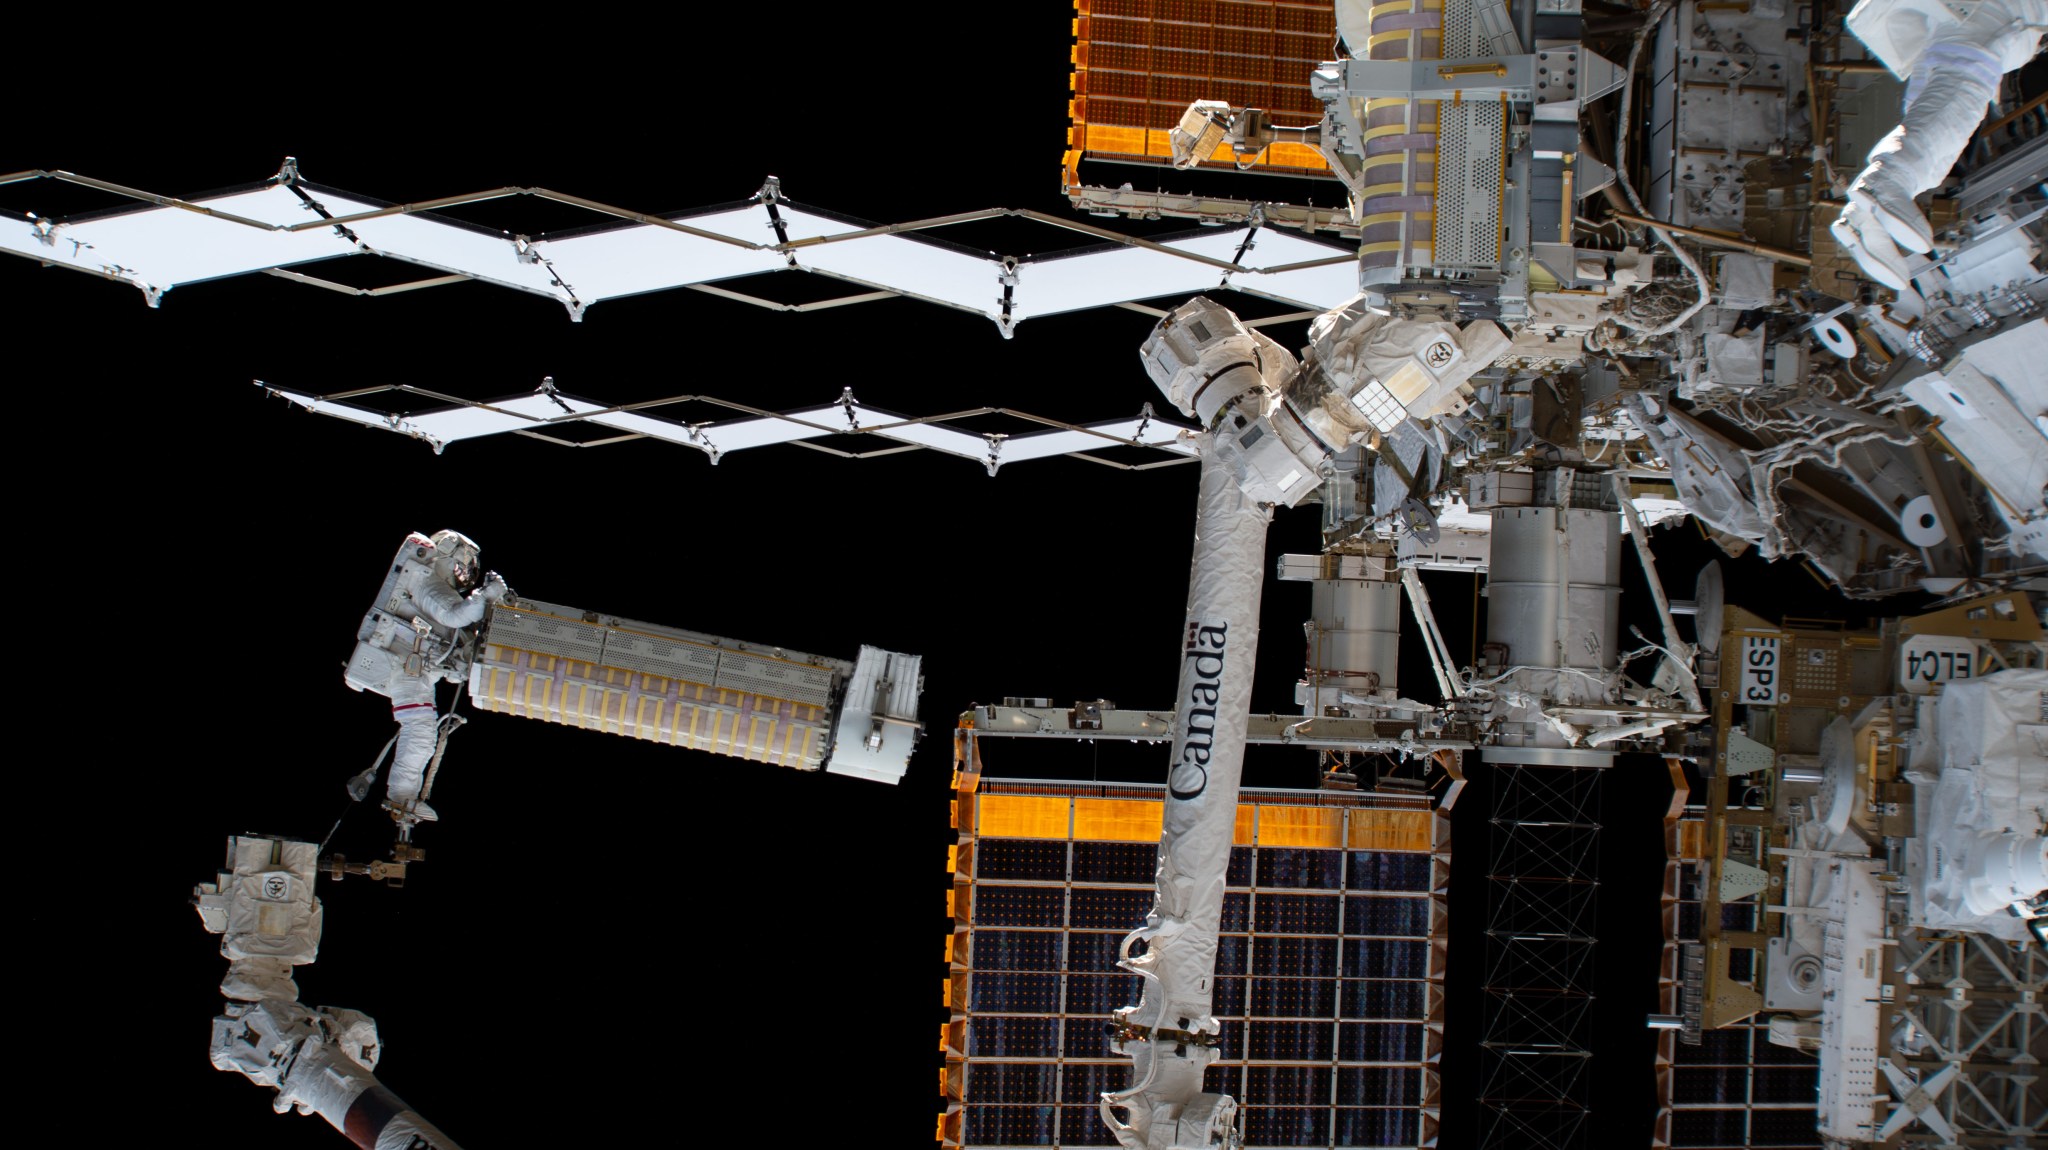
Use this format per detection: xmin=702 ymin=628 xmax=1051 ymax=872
xmin=1694 ymin=562 xmax=1725 ymax=654
xmin=1814 ymin=717 xmax=1857 ymax=837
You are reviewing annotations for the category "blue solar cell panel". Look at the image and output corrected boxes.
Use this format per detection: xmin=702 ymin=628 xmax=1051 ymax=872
xmin=1204 ymin=1064 xmax=1242 ymax=1096
xmin=1215 ymin=975 xmax=1248 ymax=1017
xmin=1678 ymin=1027 xmax=1752 ymax=1065
xmin=1247 ymin=1020 xmax=1335 ymax=1061
xmin=1336 ymin=1066 xmax=1421 ymax=1106
xmin=1218 ymin=1018 xmax=1246 ymax=1060
xmin=1333 ymin=1106 xmax=1421 ymax=1148
xmin=1746 ymin=1108 xmax=1822 ymax=1146
xmin=1337 ymin=1021 xmax=1423 ymax=1062
xmin=1752 ymin=1066 xmax=1819 ymax=1104
xmin=969 ymin=1016 xmax=1061 ymax=1057
xmin=1253 ymin=893 xmax=1341 ymax=934
xmin=976 ymin=839 xmax=1069 ymax=882
xmin=1059 ymin=1062 xmax=1127 ymax=1105
xmin=1251 ymin=936 xmax=1341 ymax=978
xmin=1343 ymin=894 xmax=1432 ymax=937
xmin=1240 ymin=1105 xmax=1328 ymax=1146
xmin=971 ymin=972 xmax=1063 ymax=1014
xmin=1066 ymin=931 xmax=1141 ymax=973
xmin=1064 ymin=973 xmax=1143 ymax=1015
xmin=1753 ymin=1034 xmax=1818 ymax=1065
xmin=1341 ymin=979 xmax=1427 ymax=1021
xmin=1669 ymin=1107 xmax=1747 ymax=1147
xmin=1722 ymin=902 xmax=1758 ymax=931
xmin=1678 ymin=900 xmax=1703 ymax=940
xmin=1223 ymin=892 xmax=1252 ymax=932
xmin=1073 ymin=841 xmax=1157 ymax=885
xmin=1248 ymin=977 xmax=1339 ymax=1018
xmin=967 ymin=1062 xmax=1058 ymax=1104
xmin=972 ymin=930 xmax=1065 ymax=971
xmin=1342 ymin=938 xmax=1429 ymax=980
xmin=1673 ymin=1066 xmax=1748 ymax=1105
xmin=1216 ymin=934 xmax=1251 ymax=976
xmin=1063 ymin=1019 xmax=1118 ymax=1059
xmin=1058 ymin=1106 xmax=1120 ymax=1146
xmin=1245 ymin=1065 xmax=1333 ymax=1106
xmin=962 ymin=1104 xmax=1057 ymax=1146
xmin=1257 ymin=847 xmax=1346 ymax=889
xmin=1070 ymin=887 xmax=1153 ymax=929
xmin=1347 ymin=851 xmax=1432 ymax=892
xmin=1228 ymin=846 xmax=1256 ymax=887
xmin=973 ymin=886 xmax=1065 ymax=928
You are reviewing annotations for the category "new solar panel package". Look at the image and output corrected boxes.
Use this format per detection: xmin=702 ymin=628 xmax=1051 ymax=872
xmin=468 ymin=598 xmax=923 ymax=783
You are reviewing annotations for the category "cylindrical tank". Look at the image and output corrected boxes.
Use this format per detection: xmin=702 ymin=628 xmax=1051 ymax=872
xmin=1964 ymin=832 xmax=2048 ymax=916
xmin=1352 ymin=0 xmax=1441 ymax=283
xmin=1486 ymin=506 xmax=1623 ymax=700
xmin=1303 ymin=575 xmax=1404 ymax=713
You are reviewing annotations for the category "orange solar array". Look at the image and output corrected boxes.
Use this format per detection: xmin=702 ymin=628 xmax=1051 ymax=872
xmin=1066 ymin=0 xmax=1338 ymax=181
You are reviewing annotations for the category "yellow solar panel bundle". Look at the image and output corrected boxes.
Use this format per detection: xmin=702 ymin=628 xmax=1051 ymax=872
xmin=467 ymin=600 xmax=846 ymax=770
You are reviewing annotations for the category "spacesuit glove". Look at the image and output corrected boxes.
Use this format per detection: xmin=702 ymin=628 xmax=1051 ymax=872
xmin=481 ymin=573 xmax=511 ymax=603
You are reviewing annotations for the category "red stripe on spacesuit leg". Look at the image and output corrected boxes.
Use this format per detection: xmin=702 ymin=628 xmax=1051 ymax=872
xmin=392 ymin=702 xmax=435 ymax=714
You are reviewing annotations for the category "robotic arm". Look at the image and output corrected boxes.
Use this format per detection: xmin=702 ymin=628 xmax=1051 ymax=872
xmin=1140 ymin=296 xmax=1507 ymax=510
xmin=1099 ymin=413 xmax=1272 ymax=1150
xmin=1102 ymin=298 xmax=1505 ymax=1148
xmin=195 ymin=835 xmax=463 ymax=1150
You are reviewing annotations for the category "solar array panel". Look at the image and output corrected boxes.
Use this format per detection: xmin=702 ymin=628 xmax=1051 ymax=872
xmin=1656 ymin=824 xmax=1823 ymax=1150
xmin=5 ymin=173 xmax=1358 ymax=335
xmin=943 ymin=786 xmax=1445 ymax=1149
xmin=1665 ymin=1022 xmax=1820 ymax=1149
xmin=1066 ymin=0 xmax=1340 ymax=178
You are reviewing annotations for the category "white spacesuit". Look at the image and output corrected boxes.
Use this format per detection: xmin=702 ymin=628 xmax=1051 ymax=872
xmin=1834 ymin=0 xmax=2048 ymax=289
xmin=343 ymin=530 xmax=507 ymax=822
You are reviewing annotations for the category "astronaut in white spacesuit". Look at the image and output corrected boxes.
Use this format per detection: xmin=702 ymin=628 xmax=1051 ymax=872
xmin=1833 ymin=0 xmax=2048 ymax=289
xmin=344 ymin=530 xmax=508 ymax=823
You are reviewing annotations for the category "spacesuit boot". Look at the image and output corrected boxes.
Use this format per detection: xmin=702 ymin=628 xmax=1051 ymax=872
xmin=1830 ymin=205 xmax=1917 ymax=292
xmin=383 ymin=796 xmax=440 ymax=823
xmin=1849 ymin=159 xmax=1936 ymax=255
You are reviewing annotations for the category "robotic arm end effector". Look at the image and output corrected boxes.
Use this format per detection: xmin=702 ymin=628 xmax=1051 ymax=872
xmin=1141 ymin=297 xmax=1509 ymax=508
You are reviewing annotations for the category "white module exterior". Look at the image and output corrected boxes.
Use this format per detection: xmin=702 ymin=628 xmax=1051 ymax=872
xmin=1815 ymin=858 xmax=1888 ymax=1143
xmin=1900 ymin=321 xmax=2048 ymax=563
xmin=825 ymin=646 xmax=925 ymax=785
xmin=1907 ymin=667 xmax=2048 ymax=939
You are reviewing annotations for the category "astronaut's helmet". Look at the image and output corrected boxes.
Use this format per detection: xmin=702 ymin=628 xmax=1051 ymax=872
xmin=428 ymin=529 xmax=483 ymax=591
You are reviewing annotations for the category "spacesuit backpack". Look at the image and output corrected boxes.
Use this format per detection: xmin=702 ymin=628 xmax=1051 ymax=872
xmin=343 ymin=533 xmax=477 ymax=695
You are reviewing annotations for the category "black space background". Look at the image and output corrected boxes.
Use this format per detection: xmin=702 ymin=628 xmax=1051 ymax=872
xmin=10 ymin=14 xmax=1876 ymax=1148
